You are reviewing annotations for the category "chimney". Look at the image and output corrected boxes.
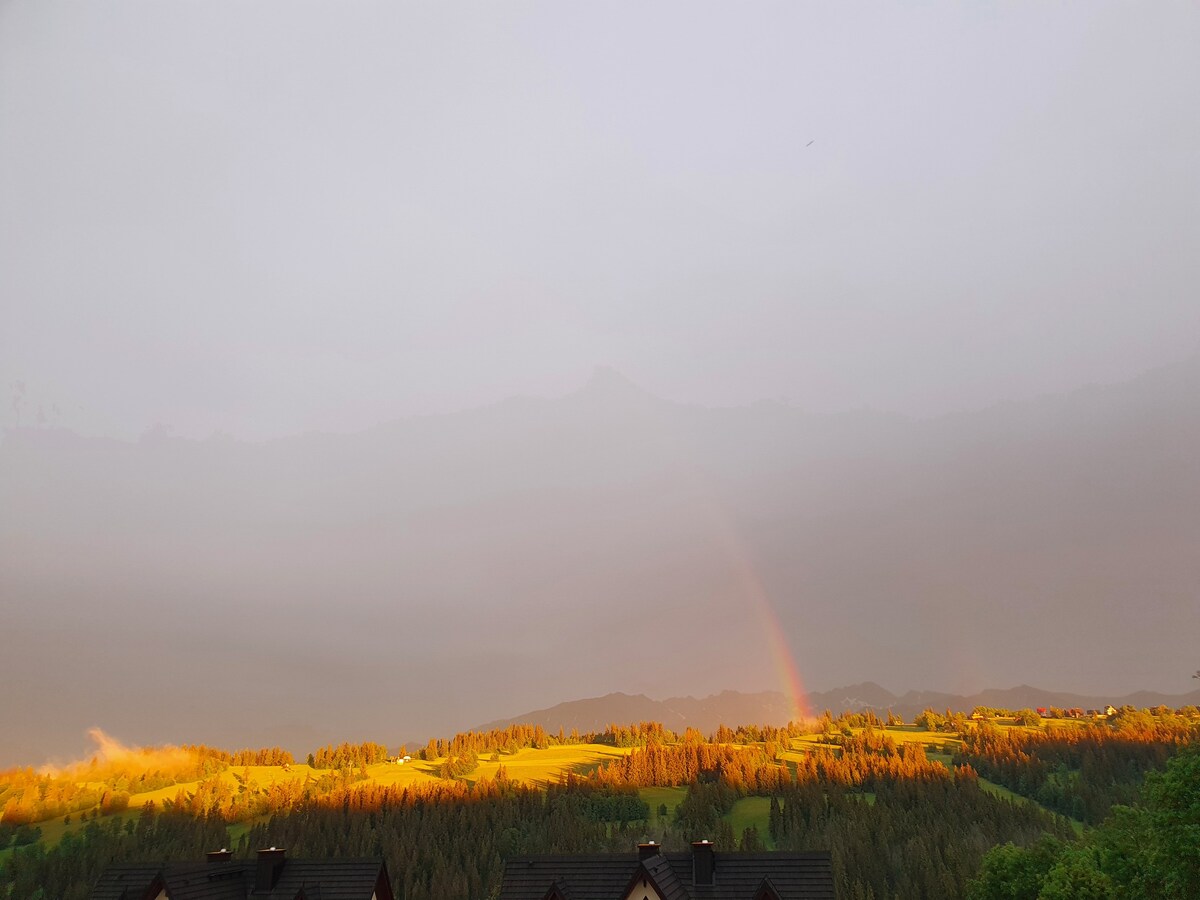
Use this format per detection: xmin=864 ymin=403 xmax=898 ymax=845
xmin=206 ymin=849 xmax=233 ymax=864
xmin=638 ymin=841 xmax=661 ymax=860
xmin=692 ymin=840 xmax=715 ymax=886
xmin=256 ymin=847 xmax=286 ymax=891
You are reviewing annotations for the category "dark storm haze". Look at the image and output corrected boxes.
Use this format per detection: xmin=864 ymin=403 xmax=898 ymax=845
xmin=2 ymin=2 xmax=1198 ymax=766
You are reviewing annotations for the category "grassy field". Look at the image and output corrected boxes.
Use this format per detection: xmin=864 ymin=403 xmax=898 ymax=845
xmin=638 ymin=786 xmax=687 ymax=823
xmin=727 ymin=796 xmax=774 ymax=848
xmin=779 ymin=725 xmax=963 ymax=768
xmin=464 ymin=744 xmax=629 ymax=786
xmin=1 ymin=744 xmax=637 ymax=854
xmin=3 ymin=723 xmax=1078 ymax=855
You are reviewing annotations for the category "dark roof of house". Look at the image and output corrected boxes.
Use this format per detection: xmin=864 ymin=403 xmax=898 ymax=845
xmin=89 ymin=856 xmax=392 ymax=900
xmin=499 ymin=850 xmax=835 ymax=900
xmin=89 ymin=864 xmax=164 ymax=900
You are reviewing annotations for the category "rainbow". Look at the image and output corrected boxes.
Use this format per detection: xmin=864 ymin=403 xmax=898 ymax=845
xmin=709 ymin=512 xmax=814 ymax=723
xmin=621 ymin=401 xmax=814 ymax=722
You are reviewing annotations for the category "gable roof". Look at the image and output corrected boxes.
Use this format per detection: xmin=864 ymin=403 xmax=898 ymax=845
xmin=89 ymin=864 xmax=166 ymax=900
xmin=499 ymin=850 xmax=834 ymax=900
xmin=753 ymin=875 xmax=783 ymax=900
xmin=89 ymin=857 xmax=391 ymax=900
xmin=635 ymin=854 xmax=689 ymax=900
xmin=617 ymin=855 xmax=686 ymax=900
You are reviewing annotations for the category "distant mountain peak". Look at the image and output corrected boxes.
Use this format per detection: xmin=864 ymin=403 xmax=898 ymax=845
xmin=570 ymin=366 xmax=658 ymax=404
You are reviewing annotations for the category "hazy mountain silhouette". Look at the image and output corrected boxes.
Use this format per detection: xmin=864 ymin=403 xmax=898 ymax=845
xmin=2 ymin=357 xmax=1198 ymax=764
xmin=475 ymin=684 xmax=1200 ymax=737
xmin=474 ymin=689 xmax=800 ymax=737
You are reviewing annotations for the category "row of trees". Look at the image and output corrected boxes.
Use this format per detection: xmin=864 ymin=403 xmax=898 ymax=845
xmin=410 ymin=718 xmax=814 ymax=762
xmin=591 ymin=742 xmax=787 ymax=792
xmin=955 ymin=719 xmax=1198 ymax=823
xmin=0 ymin=745 xmax=294 ymax=828
xmin=422 ymin=723 xmax=572 ymax=759
xmin=969 ymin=743 xmax=1200 ymax=899
xmin=0 ymin=743 xmax=1073 ymax=900
xmin=7 ymin=726 xmax=1189 ymax=900
xmin=187 ymin=745 xmax=294 ymax=767
xmin=772 ymin=771 xmax=1073 ymax=899
xmin=306 ymin=741 xmax=390 ymax=770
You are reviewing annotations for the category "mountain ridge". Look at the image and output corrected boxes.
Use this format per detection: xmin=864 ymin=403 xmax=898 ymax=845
xmin=3 ymin=355 xmax=1198 ymax=764
xmin=471 ymin=684 xmax=1200 ymax=737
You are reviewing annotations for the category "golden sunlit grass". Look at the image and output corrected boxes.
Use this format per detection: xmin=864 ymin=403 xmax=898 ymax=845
xmin=123 ymin=764 xmax=317 ymax=808
xmin=780 ymin=722 xmax=1046 ymax=763
xmin=465 ymin=744 xmax=631 ymax=787
xmin=6 ymin=722 xmax=1079 ymax=855
xmin=777 ymin=726 xmax=954 ymax=768
xmin=9 ymin=745 xmax=639 ymax=839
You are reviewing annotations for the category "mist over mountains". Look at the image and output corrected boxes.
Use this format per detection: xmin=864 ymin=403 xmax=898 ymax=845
xmin=3 ymin=356 xmax=1198 ymax=765
xmin=474 ymin=683 xmax=1200 ymax=739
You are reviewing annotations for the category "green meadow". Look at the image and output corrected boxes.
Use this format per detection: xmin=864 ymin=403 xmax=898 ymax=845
xmin=727 ymin=797 xmax=774 ymax=848
xmin=638 ymin=785 xmax=687 ymax=822
xmin=4 ymin=723 xmax=1058 ymax=856
xmin=7 ymin=714 xmax=1192 ymax=900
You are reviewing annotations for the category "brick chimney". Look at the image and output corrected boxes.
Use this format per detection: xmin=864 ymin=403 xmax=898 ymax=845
xmin=691 ymin=840 xmax=715 ymax=886
xmin=206 ymin=849 xmax=233 ymax=864
xmin=256 ymin=847 xmax=286 ymax=891
xmin=638 ymin=841 xmax=661 ymax=860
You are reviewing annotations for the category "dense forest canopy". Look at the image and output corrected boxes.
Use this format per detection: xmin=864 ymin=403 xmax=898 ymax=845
xmin=2 ymin=709 xmax=1197 ymax=900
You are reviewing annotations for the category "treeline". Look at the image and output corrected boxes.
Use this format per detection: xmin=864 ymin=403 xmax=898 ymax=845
xmin=0 ymin=732 xmax=1135 ymax=900
xmin=591 ymin=743 xmax=788 ymax=792
xmin=600 ymin=721 xmax=677 ymax=747
xmin=1 ymin=770 xmax=106 ymax=827
xmin=813 ymin=710 xmax=896 ymax=737
xmin=968 ymin=743 xmax=1200 ymax=899
xmin=0 ymin=822 xmax=42 ymax=852
xmin=8 ymin=718 xmax=1197 ymax=900
xmin=0 ymin=760 xmax=1071 ymax=900
xmin=187 ymin=745 xmax=294 ymax=767
xmin=159 ymin=774 xmax=310 ymax=823
xmin=585 ymin=725 xmax=1078 ymax=898
xmin=954 ymin=718 xmax=1199 ymax=824
xmin=439 ymin=752 xmax=479 ymax=780
xmin=422 ymin=720 xmax=688 ymax=758
xmin=711 ymin=722 xmax=808 ymax=744
xmin=417 ymin=718 xmax=816 ymax=759
xmin=307 ymin=741 xmax=390 ymax=770
xmin=0 ymin=745 xmax=295 ymax=828
xmin=420 ymin=724 xmax=574 ymax=759
xmin=245 ymin=778 xmax=626 ymax=900
xmin=773 ymin=769 xmax=1073 ymax=899
xmin=0 ymin=805 xmax=228 ymax=900
xmin=1 ymin=769 xmax=189 ymax=828
xmin=591 ymin=726 xmax=961 ymax=795
xmin=797 ymin=730 xmax=967 ymax=790
xmin=544 ymin=780 xmax=650 ymax=825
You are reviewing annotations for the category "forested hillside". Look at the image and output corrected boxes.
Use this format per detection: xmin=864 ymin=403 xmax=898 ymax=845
xmin=3 ymin=709 xmax=1197 ymax=899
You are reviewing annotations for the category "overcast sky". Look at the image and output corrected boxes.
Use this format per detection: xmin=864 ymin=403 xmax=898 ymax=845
xmin=4 ymin=3 xmax=1200 ymax=764
xmin=2 ymin=1 xmax=1199 ymax=443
